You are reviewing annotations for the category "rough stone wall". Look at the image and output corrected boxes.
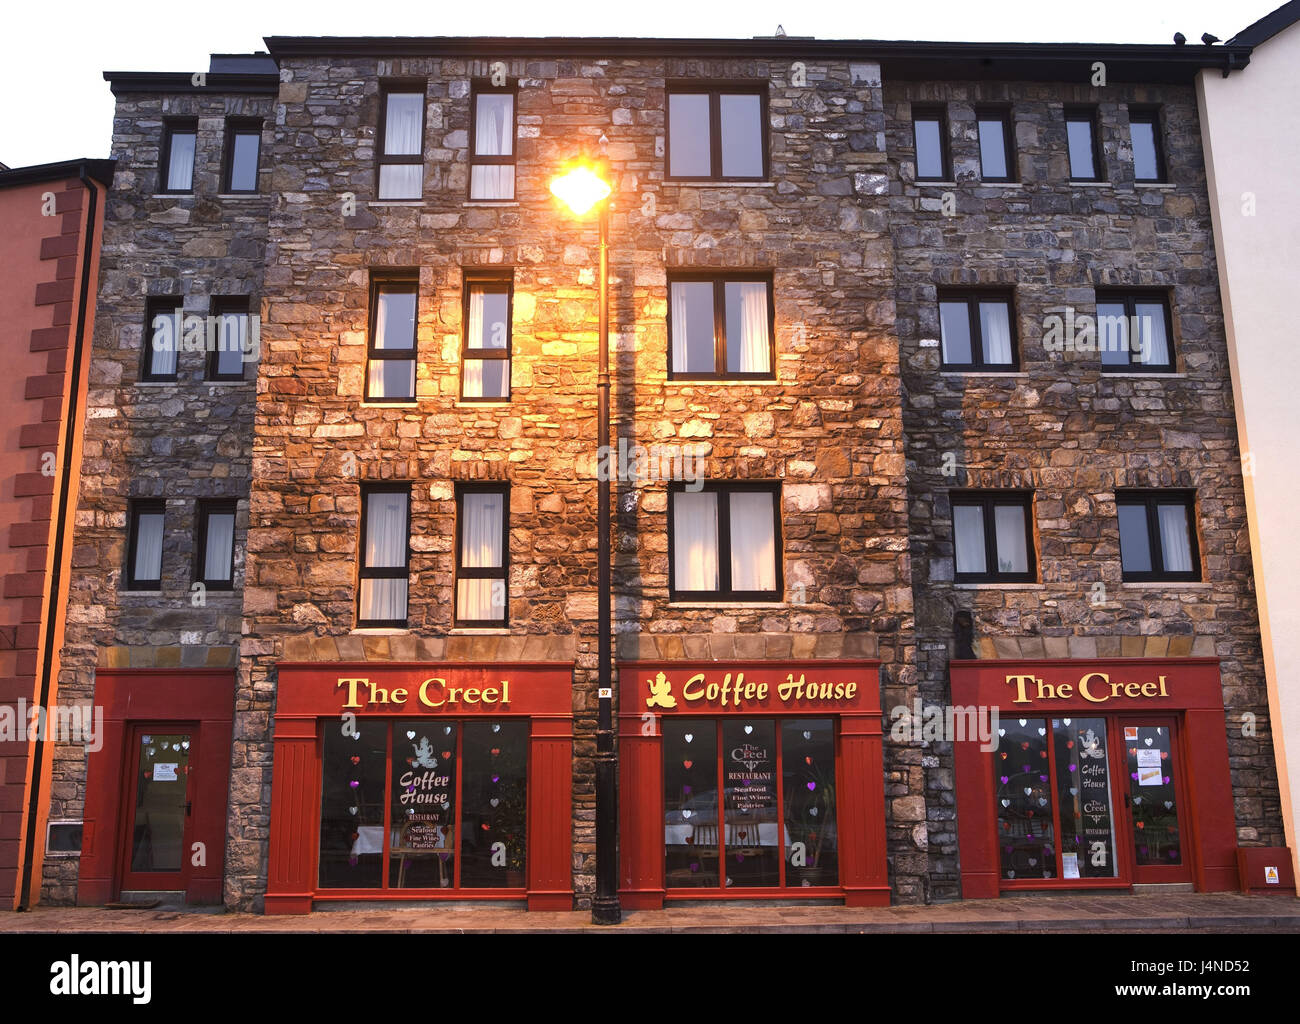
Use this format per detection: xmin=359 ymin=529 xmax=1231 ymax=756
xmin=884 ymin=79 xmax=1283 ymax=898
xmin=41 ymin=86 xmax=274 ymax=902
xmin=232 ymin=55 xmax=918 ymax=909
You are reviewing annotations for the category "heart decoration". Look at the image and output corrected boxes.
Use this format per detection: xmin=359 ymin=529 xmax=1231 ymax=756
xmin=1068 ymin=764 xmax=1076 ymax=773
xmin=481 ymin=823 xmax=491 ymax=831
xmin=1000 ymin=752 xmax=1008 ymax=760
xmin=1134 ymin=796 xmax=1143 ymax=805
xmin=805 ymin=756 xmax=812 ymax=765
xmin=998 ymin=728 xmax=1006 ymax=737
xmin=809 ymin=807 xmax=819 ymax=816
xmin=407 ymin=731 xmax=416 ymax=740
xmin=1066 ymin=741 xmax=1074 ymax=749
xmin=1069 ymin=787 xmax=1077 ymax=796
xmin=1145 ymin=738 xmax=1153 ymax=747
xmin=682 ymin=809 xmax=693 ymax=819
xmin=802 ymin=731 xmax=811 ymax=740
xmin=407 ymin=785 xmax=415 ymax=795
xmin=683 ymin=785 xmax=692 ymax=795
xmin=1037 ymin=797 xmax=1048 ymax=807
xmin=1139 ymin=845 xmax=1149 ymax=855
xmin=1129 ymin=747 xmax=1138 ymax=756
xmin=1028 ymin=858 xmax=1038 ymax=867
xmin=807 ymin=781 xmax=817 ymax=792
xmin=443 ymin=751 xmax=452 ymax=760
xmin=1026 ymin=810 xmax=1034 ymax=817
xmin=1001 ymin=775 xmax=1010 ymax=784
xmin=492 ymin=724 xmax=500 ymax=733
xmin=744 ymin=725 xmax=753 ymax=735
xmin=1163 ymin=801 xmax=1173 ymax=810
xmin=444 ymin=726 xmax=452 ymax=735
xmin=1136 ymin=821 xmax=1145 ymax=830
xmin=490 ymin=798 xmax=499 ymax=808
xmin=738 ymin=830 xmax=748 ymax=840
xmin=1024 ymin=787 xmax=1033 ymax=796
xmin=491 ymin=775 xmax=499 ymax=783
xmin=1021 ymin=742 xmax=1030 ymax=751
xmin=1169 ymin=849 xmax=1179 ymax=860
xmin=147 ymin=747 xmax=156 ymax=756
xmin=349 ymin=780 xmax=360 ymax=789
xmin=684 ymin=733 xmax=694 ymax=743
xmin=1131 ymin=772 xmax=1139 ymax=781
xmin=351 ymin=832 xmax=359 ymax=842
xmin=441 ymin=801 xmax=450 ymax=810
xmin=1007 ymin=871 xmax=1016 ymax=879
xmin=491 ymin=748 xmax=501 ymax=757
xmin=1039 ymin=774 xmax=1048 ymax=782
xmin=1063 ymin=718 xmax=1071 ymax=726
xmin=1040 ymin=752 xmax=1047 ymax=759
xmin=1019 ymin=719 xmax=1027 ymax=727
xmin=1163 ymin=776 xmax=1170 ymax=785
xmin=348 ymin=806 xmax=358 ymax=815
xmin=439 ymin=852 xmax=451 ymax=862
xmin=683 ymin=760 xmax=693 ymax=770
xmin=690 ymin=863 xmax=700 ymax=873
xmin=1022 ymin=764 xmax=1030 ymax=772
xmin=1037 ymin=727 xmax=1046 ymax=737
xmin=1001 ymin=799 xmax=1011 ymax=808
xmin=1160 ymin=752 xmax=1168 ymax=760
xmin=351 ymin=756 xmax=361 ymax=765
xmin=144 ymin=770 xmax=152 ymax=779
xmin=181 ymin=739 xmax=190 ymax=749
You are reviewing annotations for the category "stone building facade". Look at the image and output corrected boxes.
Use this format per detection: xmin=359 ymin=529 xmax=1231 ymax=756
xmin=39 ymin=35 xmax=1285 ymax=911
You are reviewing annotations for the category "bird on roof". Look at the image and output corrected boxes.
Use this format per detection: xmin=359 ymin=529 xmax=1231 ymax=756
xmin=1201 ymin=32 xmax=1221 ymax=45
xmin=1173 ymin=32 xmax=1186 ymax=45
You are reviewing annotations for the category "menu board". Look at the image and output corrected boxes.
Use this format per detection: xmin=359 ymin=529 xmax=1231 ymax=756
xmin=725 ymin=737 xmax=775 ymax=811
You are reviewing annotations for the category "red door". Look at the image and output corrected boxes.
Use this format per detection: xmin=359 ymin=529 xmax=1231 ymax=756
xmin=1114 ymin=717 xmax=1194 ymax=885
xmin=118 ymin=725 xmax=198 ymax=893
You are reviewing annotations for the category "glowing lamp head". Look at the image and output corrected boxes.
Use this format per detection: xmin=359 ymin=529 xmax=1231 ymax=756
xmin=549 ymin=162 xmax=612 ymax=216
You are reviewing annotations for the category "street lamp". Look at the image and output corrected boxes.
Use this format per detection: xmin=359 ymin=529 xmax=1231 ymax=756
xmin=550 ymin=157 xmax=621 ymax=925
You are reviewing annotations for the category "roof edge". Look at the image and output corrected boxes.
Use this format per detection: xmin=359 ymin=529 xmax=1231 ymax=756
xmin=102 ymin=71 xmax=280 ymax=96
xmin=0 ymin=158 xmax=116 ymax=189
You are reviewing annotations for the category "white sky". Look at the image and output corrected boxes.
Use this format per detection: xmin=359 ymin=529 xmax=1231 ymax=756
xmin=0 ymin=0 xmax=1280 ymax=168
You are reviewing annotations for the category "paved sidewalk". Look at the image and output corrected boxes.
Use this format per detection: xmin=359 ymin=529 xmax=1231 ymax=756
xmin=2 ymin=891 xmax=1297 ymax=933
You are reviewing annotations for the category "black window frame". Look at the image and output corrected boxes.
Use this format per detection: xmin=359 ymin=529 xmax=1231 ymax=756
xmin=468 ymin=81 xmax=517 ymax=201
xmin=911 ymin=104 xmax=951 ymax=182
xmin=1128 ymin=106 xmax=1167 ymax=184
xmin=950 ymin=491 xmax=1037 ymax=584
xmin=975 ymin=105 xmax=1017 ymax=182
xmin=376 ymin=81 xmax=426 ymax=200
xmin=357 ymin=483 xmax=412 ymax=629
xmin=365 ymin=274 xmax=419 ymax=403
xmin=667 ymin=481 xmax=784 ymax=602
xmin=159 ymin=118 xmax=198 ymax=195
xmin=666 ymin=271 xmax=776 ymax=381
xmin=141 ymin=297 xmax=182 ymax=382
xmin=454 ymin=482 xmax=510 ymax=628
xmin=936 ymin=289 xmax=1020 ymax=371
xmin=1064 ymin=105 xmax=1105 ymax=182
xmin=221 ymin=117 xmax=263 ymax=194
xmin=460 ymin=271 xmax=513 ymax=401
xmin=1116 ymin=490 xmax=1200 ymax=583
xmin=665 ymin=82 xmax=770 ymax=182
xmin=206 ymin=296 xmax=250 ymax=382
xmin=126 ymin=499 xmax=166 ymax=591
xmin=1094 ymin=289 xmax=1176 ymax=373
xmin=195 ymin=498 xmax=238 ymax=591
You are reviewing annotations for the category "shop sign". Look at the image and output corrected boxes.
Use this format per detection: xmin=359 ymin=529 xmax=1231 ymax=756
xmin=337 ymin=676 xmax=511 ymax=710
xmin=645 ymin=670 xmax=858 ymax=711
xmin=1005 ymin=672 xmax=1171 ymax=705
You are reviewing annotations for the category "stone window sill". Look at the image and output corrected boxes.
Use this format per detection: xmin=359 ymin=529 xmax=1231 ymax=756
xmin=203 ymin=380 xmax=251 ymax=386
xmin=914 ymin=181 xmax=957 ymax=187
xmin=667 ymin=601 xmax=787 ymax=609
xmin=666 ymin=379 xmax=780 ymax=387
xmin=665 ymin=181 xmax=776 ymax=188
xmin=448 ymin=627 xmax=511 ymax=635
xmin=216 ymin=193 xmax=263 ymax=200
xmin=952 ymin=583 xmax=1046 ymax=590
xmin=454 ymin=401 xmax=511 ymax=408
xmin=1135 ymin=182 xmax=1175 ymax=189
xmin=1070 ymin=181 xmax=1111 ymax=188
xmin=361 ymin=401 xmax=419 ymax=408
xmin=135 ymin=381 xmax=180 ymax=387
xmin=938 ymin=371 xmax=1029 ymax=378
xmin=1120 ymin=581 xmax=1211 ymax=589
xmin=369 ymin=201 xmax=424 ymax=207
xmin=150 ymin=194 xmax=192 ymax=199
xmin=463 ymin=201 xmax=520 ymax=207
xmin=1101 ymin=371 xmax=1186 ymax=378
xmin=351 ymin=628 xmax=411 ymax=635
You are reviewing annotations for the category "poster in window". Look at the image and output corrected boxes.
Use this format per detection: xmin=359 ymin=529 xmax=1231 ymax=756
xmin=722 ymin=720 xmax=779 ymax=887
xmin=1053 ymin=717 xmax=1117 ymax=879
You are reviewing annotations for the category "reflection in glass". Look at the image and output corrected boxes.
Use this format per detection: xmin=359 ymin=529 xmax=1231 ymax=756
xmin=782 ymin=720 xmax=838 ymax=886
xmin=722 ymin=720 xmax=779 ymax=887
xmin=720 ymin=94 xmax=763 ymax=177
xmin=915 ymin=117 xmax=943 ymax=178
xmin=978 ymin=118 xmax=1008 ymax=178
xmin=130 ymin=733 xmax=191 ymax=873
xmin=319 ymin=720 xmax=387 ymax=888
xmin=668 ymin=94 xmax=711 ymax=176
xmin=1125 ymin=725 xmax=1181 ymax=865
xmin=460 ymin=721 xmax=528 ymax=887
xmin=663 ymin=719 xmax=718 ymax=887
xmin=670 ymin=280 xmax=716 ymax=374
xmin=994 ymin=717 xmax=1055 ymax=879
xmin=1067 ymin=119 xmax=1097 ymax=178
xmin=390 ymin=721 xmax=457 ymax=888
xmin=1053 ymin=717 xmax=1117 ymax=878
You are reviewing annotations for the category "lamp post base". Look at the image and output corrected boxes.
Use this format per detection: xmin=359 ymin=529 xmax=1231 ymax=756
xmin=591 ymin=895 xmax=623 ymax=925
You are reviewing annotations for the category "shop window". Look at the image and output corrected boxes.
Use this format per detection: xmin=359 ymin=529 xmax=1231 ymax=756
xmin=669 ymin=482 xmax=781 ymax=601
xmin=461 ymin=274 xmax=512 ymax=400
xmin=377 ymin=85 xmax=425 ymax=200
xmin=1117 ymin=490 xmax=1199 ymax=582
xmin=455 ymin=484 xmax=509 ymax=626
xmin=366 ymin=277 xmax=418 ymax=402
xmin=667 ymin=85 xmax=767 ymax=180
xmin=142 ymin=298 xmax=181 ymax=381
xmin=469 ymin=84 xmax=516 ymax=200
xmin=1129 ymin=107 xmax=1166 ymax=183
xmin=126 ymin=499 xmax=165 ymax=590
xmin=976 ymin=106 xmax=1015 ymax=181
xmin=160 ymin=119 xmax=197 ymax=193
xmin=995 ymin=716 xmax=1119 ymax=881
xmin=951 ymin=491 xmax=1036 ymax=583
xmin=668 ymin=274 xmax=774 ymax=379
xmin=1096 ymin=291 xmax=1175 ymax=372
xmin=358 ymin=484 xmax=410 ymax=627
xmin=222 ymin=119 xmax=261 ymax=193
xmin=195 ymin=499 xmax=237 ymax=589
xmin=663 ymin=718 xmax=837 ymax=889
xmin=937 ymin=290 xmax=1018 ymax=370
xmin=207 ymin=296 xmax=250 ymax=380
xmin=1065 ymin=106 xmax=1103 ymax=181
xmin=912 ymin=105 xmax=950 ymax=181
xmin=318 ymin=718 xmax=527 ymax=890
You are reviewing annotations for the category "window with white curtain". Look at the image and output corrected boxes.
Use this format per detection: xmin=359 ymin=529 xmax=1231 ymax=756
xmin=462 ymin=276 xmax=511 ymax=400
xmin=127 ymin=500 xmax=166 ymax=589
xmin=197 ymin=500 xmax=237 ymax=588
xmin=951 ymin=493 xmax=1036 ymax=583
xmin=162 ymin=121 xmax=197 ymax=193
xmin=366 ymin=279 xmax=418 ymax=402
xmin=669 ymin=275 xmax=773 ymax=378
xmin=143 ymin=299 xmax=181 ymax=381
xmin=359 ymin=486 xmax=410 ymax=626
xmin=1117 ymin=491 xmax=1199 ymax=581
xmin=937 ymin=292 xmax=1017 ymax=370
xmin=208 ymin=297 xmax=249 ymax=380
xmin=456 ymin=485 xmax=508 ymax=625
xmin=378 ymin=87 xmax=425 ymax=200
xmin=667 ymin=86 xmax=766 ymax=180
xmin=470 ymin=86 xmax=516 ymax=200
xmin=1097 ymin=291 xmax=1175 ymax=372
xmin=669 ymin=484 xmax=780 ymax=600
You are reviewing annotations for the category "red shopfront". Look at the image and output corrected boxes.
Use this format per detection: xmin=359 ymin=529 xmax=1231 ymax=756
xmin=266 ymin=662 xmax=573 ymax=914
xmin=619 ymin=660 xmax=889 ymax=908
xmin=951 ymin=657 xmax=1238 ymax=897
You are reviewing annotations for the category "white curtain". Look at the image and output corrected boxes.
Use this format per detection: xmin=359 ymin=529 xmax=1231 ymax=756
xmin=150 ymin=311 xmax=179 ymax=377
xmin=471 ymin=93 xmax=514 ymax=200
xmin=730 ymin=282 xmax=770 ymax=373
xmin=994 ymin=505 xmax=1028 ymax=573
xmin=371 ymin=291 xmax=415 ymax=399
xmin=729 ymin=492 xmax=775 ymax=591
xmin=216 ymin=313 xmax=246 ymax=375
xmin=952 ymin=505 xmax=986 ymax=574
xmin=671 ymin=283 xmax=692 ymax=373
xmin=361 ymin=491 xmax=407 ymax=621
xmin=673 ymin=491 xmax=719 ymax=591
xmin=1136 ymin=302 xmax=1170 ymax=366
xmin=939 ymin=302 xmax=972 ymax=364
xmin=135 ymin=512 xmax=165 ymax=582
xmin=167 ymin=133 xmax=195 ymax=190
xmin=204 ymin=512 xmax=235 ymax=581
xmin=464 ymin=288 xmax=486 ymax=397
xmin=457 ymin=492 xmax=504 ymax=620
xmin=1158 ymin=504 xmax=1194 ymax=572
xmin=385 ymin=94 xmax=422 ymax=154
xmin=980 ymin=302 xmax=1013 ymax=365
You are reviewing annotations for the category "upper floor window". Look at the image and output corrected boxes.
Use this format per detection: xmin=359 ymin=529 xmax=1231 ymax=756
xmin=1117 ymin=490 xmax=1199 ymax=582
xmin=161 ymin=120 xmax=197 ymax=194
xmin=938 ymin=291 xmax=1017 ymax=370
xmin=126 ymin=499 xmax=166 ymax=590
xmin=222 ymin=119 xmax=262 ymax=193
xmin=667 ymin=84 xmax=767 ymax=180
xmin=951 ymin=492 xmax=1036 ymax=584
xmin=976 ymin=107 xmax=1015 ymax=182
xmin=455 ymin=484 xmax=509 ymax=626
xmin=196 ymin=499 xmax=237 ymax=589
xmin=1065 ymin=107 xmax=1103 ymax=182
xmin=358 ymin=484 xmax=410 ymax=627
xmin=207 ymin=296 xmax=250 ymax=381
xmin=377 ymin=85 xmax=425 ymax=200
xmin=366 ymin=277 xmax=418 ymax=402
xmin=669 ymin=274 xmax=774 ymax=379
xmin=1096 ymin=291 xmax=1175 ymax=372
xmin=469 ymin=84 xmax=516 ymax=200
xmin=912 ymin=106 xmax=950 ymax=181
xmin=462 ymin=273 xmax=512 ymax=400
xmin=669 ymin=482 xmax=781 ymax=602
xmin=1129 ymin=108 xmax=1166 ymax=183
xmin=142 ymin=298 xmax=181 ymax=382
